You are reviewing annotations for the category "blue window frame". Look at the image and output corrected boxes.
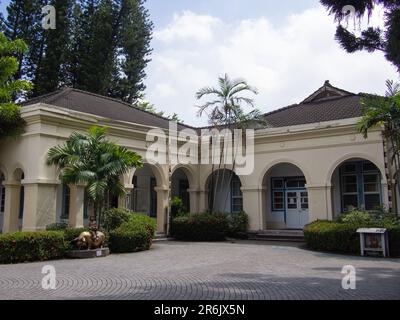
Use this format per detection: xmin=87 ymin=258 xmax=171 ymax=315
xmin=340 ymin=161 xmax=382 ymax=211
xmin=61 ymin=185 xmax=70 ymax=219
xmin=271 ymin=177 xmax=307 ymax=211
xmin=231 ymin=175 xmax=243 ymax=214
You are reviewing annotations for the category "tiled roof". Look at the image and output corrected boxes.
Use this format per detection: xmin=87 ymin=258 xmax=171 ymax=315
xmin=263 ymin=80 xmax=363 ymax=127
xmin=22 ymin=81 xmax=365 ymax=130
xmin=264 ymin=94 xmax=363 ymax=127
xmin=22 ymin=87 xmax=193 ymax=130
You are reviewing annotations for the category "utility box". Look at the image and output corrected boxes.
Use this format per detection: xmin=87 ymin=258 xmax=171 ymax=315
xmin=357 ymin=228 xmax=389 ymax=258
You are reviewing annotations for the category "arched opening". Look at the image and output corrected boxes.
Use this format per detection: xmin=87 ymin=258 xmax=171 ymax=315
xmin=206 ymin=169 xmax=243 ymax=214
xmin=13 ymin=169 xmax=25 ymax=231
xmin=262 ymin=163 xmax=309 ymax=230
xmin=331 ymin=158 xmax=383 ymax=218
xmin=130 ymin=164 xmax=158 ymax=218
xmin=171 ymin=168 xmax=190 ymax=213
xmin=0 ymin=172 xmax=5 ymax=233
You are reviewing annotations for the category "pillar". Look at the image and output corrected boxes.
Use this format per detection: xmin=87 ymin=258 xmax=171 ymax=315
xmin=155 ymin=187 xmax=169 ymax=233
xmin=242 ymin=186 xmax=263 ymax=231
xmin=198 ymin=189 xmax=208 ymax=213
xmin=188 ymin=189 xmax=200 ymax=213
xmin=307 ymin=184 xmax=332 ymax=222
xmin=2 ymin=181 xmax=21 ymax=233
xmin=69 ymin=184 xmax=85 ymax=228
xmin=118 ymin=183 xmax=134 ymax=210
xmin=22 ymin=181 xmax=58 ymax=232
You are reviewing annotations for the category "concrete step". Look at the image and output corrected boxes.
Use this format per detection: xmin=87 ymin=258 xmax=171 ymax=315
xmin=248 ymin=230 xmax=305 ymax=243
xmin=154 ymin=232 xmax=171 ymax=242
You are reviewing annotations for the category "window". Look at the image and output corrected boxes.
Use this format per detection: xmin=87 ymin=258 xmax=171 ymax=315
xmin=287 ymin=192 xmax=297 ymax=209
xmin=340 ymin=161 xmax=381 ymax=212
xmin=286 ymin=178 xmax=306 ymax=189
xmin=18 ymin=186 xmax=24 ymax=219
xmin=272 ymin=191 xmax=284 ymax=210
xmin=61 ymin=185 xmax=70 ymax=219
xmin=301 ymin=192 xmax=309 ymax=209
xmin=231 ymin=176 xmax=243 ymax=214
xmin=271 ymin=177 xmax=307 ymax=211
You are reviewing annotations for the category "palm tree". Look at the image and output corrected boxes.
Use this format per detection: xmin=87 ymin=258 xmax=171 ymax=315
xmin=47 ymin=126 xmax=143 ymax=227
xmin=358 ymin=80 xmax=400 ymax=212
xmin=196 ymin=74 xmax=264 ymax=212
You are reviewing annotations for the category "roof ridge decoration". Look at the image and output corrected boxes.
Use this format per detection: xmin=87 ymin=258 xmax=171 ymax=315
xmin=301 ymin=80 xmax=355 ymax=104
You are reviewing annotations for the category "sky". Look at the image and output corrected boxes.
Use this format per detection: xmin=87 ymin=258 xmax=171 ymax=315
xmin=1 ymin=1 xmax=399 ymax=126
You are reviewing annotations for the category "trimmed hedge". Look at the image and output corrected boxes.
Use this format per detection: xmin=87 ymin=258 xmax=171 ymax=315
xmin=108 ymin=214 xmax=156 ymax=253
xmin=304 ymin=220 xmax=400 ymax=257
xmin=170 ymin=213 xmax=229 ymax=241
xmin=227 ymin=212 xmax=249 ymax=239
xmin=102 ymin=208 xmax=131 ymax=232
xmin=0 ymin=231 xmax=66 ymax=264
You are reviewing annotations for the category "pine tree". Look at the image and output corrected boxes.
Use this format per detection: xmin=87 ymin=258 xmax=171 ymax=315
xmin=111 ymin=0 xmax=153 ymax=103
xmin=33 ymin=0 xmax=74 ymax=96
xmin=321 ymin=0 xmax=400 ymax=72
xmin=2 ymin=0 xmax=45 ymax=82
xmin=2 ymin=0 xmax=154 ymax=102
xmin=73 ymin=0 xmax=118 ymax=95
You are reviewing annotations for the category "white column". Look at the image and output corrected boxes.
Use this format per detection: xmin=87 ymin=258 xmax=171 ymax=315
xmin=22 ymin=181 xmax=58 ymax=232
xmin=69 ymin=184 xmax=85 ymax=229
xmin=242 ymin=186 xmax=263 ymax=231
xmin=155 ymin=187 xmax=169 ymax=233
xmin=2 ymin=181 xmax=20 ymax=233
xmin=188 ymin=189 xmax=200 ymax=213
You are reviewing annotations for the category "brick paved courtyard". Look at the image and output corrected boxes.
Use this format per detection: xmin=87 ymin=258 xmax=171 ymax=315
xmin=0 ymin=241 xmax=399 ymax=300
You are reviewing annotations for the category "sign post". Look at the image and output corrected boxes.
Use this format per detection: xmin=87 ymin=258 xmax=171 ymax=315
xmin=357 ymin=228 xmax=389 ymax=258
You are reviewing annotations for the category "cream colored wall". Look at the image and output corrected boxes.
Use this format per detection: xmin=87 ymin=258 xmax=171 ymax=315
xmin=0 ymin=104 xmax=388 ymax=233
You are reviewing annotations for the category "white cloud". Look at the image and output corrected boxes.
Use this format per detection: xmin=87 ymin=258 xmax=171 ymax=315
xmin=145 ymin=8 xmax=399 ymax=126
xmin=154 ymin=10 xmax=222 ymax=43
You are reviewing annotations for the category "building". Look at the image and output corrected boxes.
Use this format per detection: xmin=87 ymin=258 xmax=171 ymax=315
xmin=0 ymin=81 xmax=395 ymax=233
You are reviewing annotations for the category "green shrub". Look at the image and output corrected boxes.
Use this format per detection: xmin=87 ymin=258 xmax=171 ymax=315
xmin=304 ymin=221 xmax=360 ymax=254
xmin=119 ymin=214 xmax=157 ymax=235
xmin=304 ymin=220 xmax=400 ymax=257
xmin=108 ymin=229 xmax=152 ymax=253
xmin=46 ymin=223 xmax=70 ymax=231
xmin=0 ymin=231 xmax=65 ymax=264
xmin=387 ymin=226 xmax=400 ymax=257
xmin=338 ymin=210 xmax=374 ymax=225
xmin=108 ymin=214 xmax=155 ymax=253
xmin=171 ymin=197 xmax=187 ymax=218
xmin=227 ymin=212 xmax=249 ymax=239
xmin=170 ymin=213 xmax=229 ymax=241
xmin=102 ymin=208 xmax=131 ymax=232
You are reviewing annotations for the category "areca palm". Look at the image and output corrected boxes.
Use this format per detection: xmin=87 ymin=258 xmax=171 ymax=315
xmin=197 ymin=73 xmax=260 ymax=127
xmin=196 ymin=74 xmax=264 ymax=212
xmin=47 ymin=126 xmax=143 ymax=227
xmin=358 ymin=80 xmax=400 ymax=211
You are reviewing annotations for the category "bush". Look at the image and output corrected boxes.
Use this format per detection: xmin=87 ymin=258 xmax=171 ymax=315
xmin=387 ymin=226 xmax=400 ymax=257
xmin=102 ymin=208 xmax=131 ymax=232
xmin=46 ymin=223 xmax=70 ymax=231
xmin=227 ymin=212 xmax=249 ymax=239
xmin=108 ymin=229 xmax=152 ymax=253
xmin=338 ymin=210 xmax=373 ymax=225
xmin=304 ymin=220 xmax=400 ymax=257
xmin=170 ymin=197 xmax=187 ymax=218
xmin=108 ymin=214 xmax=156 ymax=253
xmin=0 ymin=231 xmax=65 ymax=264
xmin=304 ymin=221 xmax=361 ymax=254
xmin=170 ymin=213 xmax=229 ymax=241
